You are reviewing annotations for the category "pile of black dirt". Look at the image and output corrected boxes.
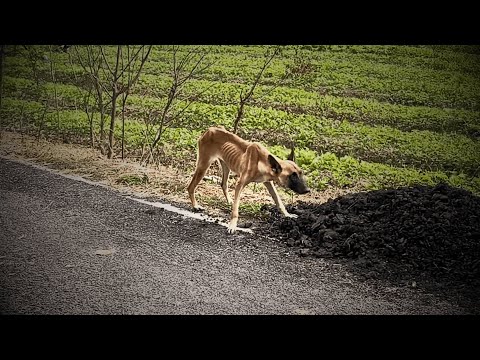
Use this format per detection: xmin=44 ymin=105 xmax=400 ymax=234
xmin=261 ymin=183 xmax=480 ymax=297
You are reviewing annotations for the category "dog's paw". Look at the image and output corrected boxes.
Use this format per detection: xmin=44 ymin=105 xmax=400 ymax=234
xmin=285 ymin=212 xmax=298 ymax=219
xmin=227 ymin=223 xmax=237 ymax=234
xmin=193 ymin=205 xmax=205 ymax=212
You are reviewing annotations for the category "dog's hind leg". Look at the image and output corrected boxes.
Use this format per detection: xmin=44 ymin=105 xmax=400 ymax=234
xmin=219 ymin=159 xmax=232 ymax=205
xmin=188 ymin=156 xmax=214 ymax=211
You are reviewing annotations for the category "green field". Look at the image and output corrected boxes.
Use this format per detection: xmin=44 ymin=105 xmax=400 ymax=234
xmin=1 ymin=45 xmax=479 ymax=194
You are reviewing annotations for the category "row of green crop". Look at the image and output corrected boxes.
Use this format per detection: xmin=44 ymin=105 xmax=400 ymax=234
xmin=145 ymin=44 xmax=480 ymax=65
xmin=136 ymin=74 xmax=480 ymax=136
xmin=300 ymin=45 xmax=480 ymax=76
xmin=1 ymin=98 xmax=95 ymax=139
xmin=6 ymin=64 xmax=480 ymax=139
xmin=14 ymin=44 xmax=480 ymax=84
xmin=10 ymin=46 xmax=479 ymax=112
xmin=268 ymin=145 xmax=480 ymax=195
xmin=146 ymin=45 xmax=480 ymax=78
xmin=6 ymin=45 xmax=480 ymax=111
xmin=2 ymin=97 xmax=479 ymax=195
xmin=112 ymin=95 xmax=480 ymax=177
xmin=3 ymin=76 xmax=93 ymax=108
xmin=422 ymin=45 xmax=480 ymax=56
xmin=140 ymin=47 xmax=480 ymax=110
xmin=4 ymin=75 xmax=479 ymax=177
xmin=0 ymin=97 xmax=201 ymax=161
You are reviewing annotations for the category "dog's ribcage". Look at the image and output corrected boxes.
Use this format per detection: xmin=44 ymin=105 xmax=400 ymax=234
xmin=219 ymin=141 xmax=248 ymax=175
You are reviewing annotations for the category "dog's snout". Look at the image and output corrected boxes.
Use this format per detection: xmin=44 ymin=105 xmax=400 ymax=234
xmin=291 ymin=185 xmax=310 ymax=195
xmin=288 ymin=173 xmax=310 ymax=195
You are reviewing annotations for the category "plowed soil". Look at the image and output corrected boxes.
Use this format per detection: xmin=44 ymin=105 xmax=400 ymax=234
xmin=260 ymin=183 xmax=480 ymax=307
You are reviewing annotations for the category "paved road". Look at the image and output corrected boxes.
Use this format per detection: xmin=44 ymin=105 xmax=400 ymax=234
xmin=0 ymin=157 xmax=471 ymax=314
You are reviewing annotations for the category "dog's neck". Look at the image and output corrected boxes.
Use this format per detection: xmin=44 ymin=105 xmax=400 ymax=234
xmin=251 ymin=158 xmax=281 ymax=183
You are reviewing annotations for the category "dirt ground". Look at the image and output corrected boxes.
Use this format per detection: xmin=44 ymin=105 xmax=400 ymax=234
xmin=0 ymin=131 xmax=351 ymax=218
xmin=260 ymin=185 xmax=480 ymax=311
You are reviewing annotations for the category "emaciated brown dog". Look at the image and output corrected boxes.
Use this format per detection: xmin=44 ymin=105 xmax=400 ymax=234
xmin=187 ymin=126 xmax=310 ymax=233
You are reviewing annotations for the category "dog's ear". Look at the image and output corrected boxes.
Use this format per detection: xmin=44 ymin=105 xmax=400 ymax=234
xmin=268 ymin=155 xmax=282 ymax=174
xmin=287 ymin=146 xmax=295 ymax=162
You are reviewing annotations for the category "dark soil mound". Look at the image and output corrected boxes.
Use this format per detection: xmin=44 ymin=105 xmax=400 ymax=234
xmin=261 ymin=183 xmax=480 ymax=298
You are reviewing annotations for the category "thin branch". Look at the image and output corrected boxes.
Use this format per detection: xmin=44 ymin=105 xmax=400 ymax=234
xmin=178 ymin=52 xmax=207 ymax=86
xmin=116 ymin=45 xmax=145 ymax=81
xmin=176 ymin=47 xmax=197 ymax=73
xmin=170 ymin=80 xmax=217 ymax=122
xmin=245 ymin=46 xmax=280 ymax=100
xmin=100 ymin=46 xmax=115 ymax=77
xmin=232 ymin=46 xmax=281 ymax=134
xmin=253 ymin=71 xmax=291 ymax=102
xmin=122 ymin=45 xmax=152 ymax=93
xmin=190 ymin=56 xmax=216 ymax=77
xmin=73 ymin=46 xmax=88 ymax=73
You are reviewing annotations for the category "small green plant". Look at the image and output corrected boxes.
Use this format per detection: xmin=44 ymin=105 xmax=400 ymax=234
xmin=116 ymin=174 xmax=149 ymax=186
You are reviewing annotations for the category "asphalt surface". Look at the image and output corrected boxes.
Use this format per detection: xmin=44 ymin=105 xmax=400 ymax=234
xmin=0 ymin=157 xmax=472 ymax=314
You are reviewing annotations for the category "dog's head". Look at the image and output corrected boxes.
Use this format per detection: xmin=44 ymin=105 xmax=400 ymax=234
xmin=268 ymin=148 xmax=310 ymax=195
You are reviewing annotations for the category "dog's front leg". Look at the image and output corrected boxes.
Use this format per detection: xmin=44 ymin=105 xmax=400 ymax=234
xmin=228 ymin=179 xmax=247 ymax=233
xmin=264 ymin=181 xmax=298 ymax=219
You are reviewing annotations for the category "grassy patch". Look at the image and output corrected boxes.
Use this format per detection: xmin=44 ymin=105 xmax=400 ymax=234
xmin=116 ymin=174 xmax=150 ymax=186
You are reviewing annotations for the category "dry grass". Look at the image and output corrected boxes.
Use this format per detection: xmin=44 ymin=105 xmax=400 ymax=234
xmin=0 ymin=131 xmax=353 ymax=221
